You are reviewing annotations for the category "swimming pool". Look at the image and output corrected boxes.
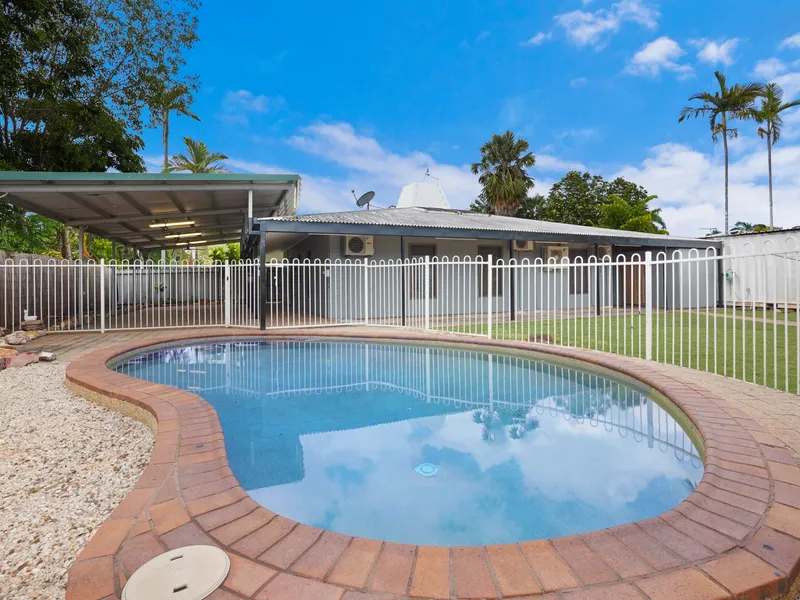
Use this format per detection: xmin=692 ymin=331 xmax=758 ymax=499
xmin=116 ymin=339 xmax=703 ymax=546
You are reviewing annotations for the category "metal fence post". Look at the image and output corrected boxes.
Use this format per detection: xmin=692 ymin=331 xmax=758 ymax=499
xmin=424 ymin=255 xmax=431 ymax=330
xmin=224 ymin=260 xmax=231 ymax=327
xmin=100 ymin=259 xmax=105 ymax=333
xmin=645 ymin=250 xmax=653 ymax=361
xmin=487 ymin=254 xmax=493 ymax=339
xmin=364 ymin=259 xmax=369 ymax=325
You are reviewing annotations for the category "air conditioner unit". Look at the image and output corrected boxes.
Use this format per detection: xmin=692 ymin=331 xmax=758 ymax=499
xmin=546 ymin=245 xmax=569 ymax=268
xmin=345 ymin=235 xmax=374 ymax=256
xmin=598 ymin=244 xmax=612 ymax=259
xmin=513 ymin=240 xmax=535 ymax=252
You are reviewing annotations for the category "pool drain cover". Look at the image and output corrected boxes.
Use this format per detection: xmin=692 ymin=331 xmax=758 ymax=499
xmin=415 ymin=463 xmax=439 ymax=477
xmin=122 ymin=545 xmax=230 ymax=600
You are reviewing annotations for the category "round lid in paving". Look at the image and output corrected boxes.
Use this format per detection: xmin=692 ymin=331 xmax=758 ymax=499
xmin=122 ymin=545 xmax=230 ymax=600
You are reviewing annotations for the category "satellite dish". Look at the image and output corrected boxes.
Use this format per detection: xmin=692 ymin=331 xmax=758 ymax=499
xmin=356 ymin=191 xmax=375 ymax=209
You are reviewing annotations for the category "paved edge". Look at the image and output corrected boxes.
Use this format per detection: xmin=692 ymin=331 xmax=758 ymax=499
xmin=62 ymin=328 xmax=800 ymax=600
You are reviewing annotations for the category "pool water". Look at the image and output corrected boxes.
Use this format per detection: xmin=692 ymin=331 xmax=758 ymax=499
xmin=116 ymin=339 xmax=704 ymax=546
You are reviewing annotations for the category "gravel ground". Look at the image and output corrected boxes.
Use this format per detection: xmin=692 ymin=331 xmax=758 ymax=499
xmin=0 ymin=362 xmax=153 ymax=600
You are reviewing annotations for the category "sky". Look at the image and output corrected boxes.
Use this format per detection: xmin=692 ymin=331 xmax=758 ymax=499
xmin=140 ymin=0 xmax=800 ymax=236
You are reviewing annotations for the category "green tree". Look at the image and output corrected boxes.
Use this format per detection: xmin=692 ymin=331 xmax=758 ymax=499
xmin=538 ymin=171 xmax=608 ymax=226
xmin=730 ymin=221 xmax=769 ymax=234
xmin=678 ymin=71 xmax=764 ymax=234
xmin=1 ymin=0 xmax=199 ymax=257
xmin=598 ymin=194 xmax=668 ymax=234
xmin=148 ymin=82 xmax=200 ymax=170
xmin=165 ymin=137 xmax=231 ymax=173
xmin=208 ymin=243 xmax=241 ymax=262
xmin=470 ymin=131 xmax=536 ymax=216
xmin=752 ymin=83 xmax=800 ymax=230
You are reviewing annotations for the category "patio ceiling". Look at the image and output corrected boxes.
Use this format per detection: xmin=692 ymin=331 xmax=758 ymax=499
xmin=0 ymin=172 xmax=301 ymax=251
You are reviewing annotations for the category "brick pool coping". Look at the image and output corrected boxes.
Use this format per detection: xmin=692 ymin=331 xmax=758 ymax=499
xmin=63 ymin=329 xmax=800 ymax=600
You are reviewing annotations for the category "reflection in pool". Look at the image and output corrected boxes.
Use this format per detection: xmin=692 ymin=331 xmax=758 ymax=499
xmin=116 ymin=339 xmax=703 ymax=546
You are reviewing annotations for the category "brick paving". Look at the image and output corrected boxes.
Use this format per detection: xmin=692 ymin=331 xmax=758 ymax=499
xmin=29 ymin=327 xmax=800 ymax=599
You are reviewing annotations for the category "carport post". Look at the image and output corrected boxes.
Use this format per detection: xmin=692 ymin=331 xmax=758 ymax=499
xmin=247 ymin=189 xmax=253 ymax=220
xmin=78 ymin=226 xmax=85 ymax=328
xmin=259 ymin=229 xmax=267 ymax=330
xmin=100 ymin=259 xmax=105 ymax=333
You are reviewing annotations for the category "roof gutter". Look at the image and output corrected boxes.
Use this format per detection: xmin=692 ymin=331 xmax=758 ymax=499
xmin=255 ymin=219 xmax=720 ymax=249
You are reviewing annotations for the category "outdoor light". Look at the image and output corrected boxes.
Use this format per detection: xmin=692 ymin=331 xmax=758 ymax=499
xmin=189 ymin=240 xmax=204 ymax=245
xmin=164 ymin=232 xmax=203 ymax=239
xmin=149 ymin=220 xmax=195 ymax=228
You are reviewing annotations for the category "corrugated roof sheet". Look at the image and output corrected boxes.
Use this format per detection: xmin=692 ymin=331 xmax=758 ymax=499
xmin=263 ymin=207 xmax=702 ymax=242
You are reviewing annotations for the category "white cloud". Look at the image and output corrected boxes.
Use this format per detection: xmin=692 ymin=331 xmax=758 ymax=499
xmin=220 ymin=90 xmax=274 ymax=125
xmin=570 ymin=77 xmax=588 ymax=87
xmin=613 ymin=140 xmax=800 ymax=234
xmin=691 ymin=38 xmax=740 ymax=66
xmin=752 ymin=58 xmax=788 ymax=80
xmin=625 ymin=37 xmax=692 ymax=78
xmin=536 ymin=154 xmax=587 ymax=172
xmin=779 ymin=33 xmax=800 ymax=50
xmin=227 ymin=122 xmax=582 ymax=215
xmin=554 ymin=0 xmax=659 ymax=50
xmin=285 ymin=122 xmax=481 ymax=210
xmin=523 ymin=32 xmax=552 ymax=46
xmin=476 ymin=30 xmax=491 ymax=42
xmin=774 ymin=71 xmax=800 ymax=100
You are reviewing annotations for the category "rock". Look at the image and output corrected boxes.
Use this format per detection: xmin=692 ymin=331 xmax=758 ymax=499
xmin=0 ymin=347 xmax=19 ymax=358
xmin=4 ymin=331 xmax=29 ymax=345
xmin=9 ymin=352 xmax=40 ymax=368
xmin=21 ymin=320 xmax=45 ymax=332
xmin=528 ymin=334 xmax=554 ymax=344
xmin=38 ymin=352 xmax=57 ymax=362
xmin=24 ymin=331 xmax=38 ymax=341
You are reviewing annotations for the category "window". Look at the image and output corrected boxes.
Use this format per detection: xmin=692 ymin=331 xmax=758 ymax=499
xmin=478 ymin=246 xmax=502 ymax=297
xmin=409 ymin=244 xmax=437 ymax=299
xmin=569 ymin=248 xmax=589 ymax=295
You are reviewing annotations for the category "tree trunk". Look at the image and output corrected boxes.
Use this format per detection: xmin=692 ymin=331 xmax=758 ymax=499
xmin=61 ymin=227 xmax=71 ymax=260
xmin=767 ymin=133 xmax=774 ymax=230
xmin=492 ymin=197 xmax=519 ymax=217
xmin=162 ymin=112 xmax=169 ymax=171
xmin=722 ymin=117 xmax=729 ymax=235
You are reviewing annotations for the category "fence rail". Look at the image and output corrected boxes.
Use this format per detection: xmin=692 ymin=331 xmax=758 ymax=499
xmin=2 ymin=241 xmax=798 ymax=393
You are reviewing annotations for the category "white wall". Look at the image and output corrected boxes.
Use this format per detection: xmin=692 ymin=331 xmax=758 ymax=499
xmin=719 ymin=232 xmax=800 ymax=305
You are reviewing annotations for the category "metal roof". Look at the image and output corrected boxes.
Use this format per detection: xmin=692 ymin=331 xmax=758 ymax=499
xmin=0 ymin=172 xmax=301 ymax=251
xmin=259 ymin=207 xmax=715 ymax=248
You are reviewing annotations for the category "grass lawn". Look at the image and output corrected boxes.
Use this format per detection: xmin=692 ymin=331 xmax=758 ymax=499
xmin=445 ymin=312 xmax=799 ymax=394
xmin=722 ymin=308 xmax=798 ymax=322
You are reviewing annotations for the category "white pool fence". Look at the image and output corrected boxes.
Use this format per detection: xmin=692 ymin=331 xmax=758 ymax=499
xmin=2 ymin=238 xmax=798 ymax=392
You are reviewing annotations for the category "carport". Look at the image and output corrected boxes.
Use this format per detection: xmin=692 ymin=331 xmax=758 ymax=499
xmin=0 ymin=172 xmax=301 ymax=257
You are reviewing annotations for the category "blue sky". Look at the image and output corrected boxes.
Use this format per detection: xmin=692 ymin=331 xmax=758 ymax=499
xmin=141 ymin=0 xmax=800 ymax=235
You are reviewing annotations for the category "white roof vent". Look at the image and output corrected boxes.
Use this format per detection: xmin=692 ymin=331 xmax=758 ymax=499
xmin=396 ymin=182 xmax=451 ymax=210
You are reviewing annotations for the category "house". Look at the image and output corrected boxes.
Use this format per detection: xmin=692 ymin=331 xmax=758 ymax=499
xmin=255 ymin=182 xmax=721 ymax=322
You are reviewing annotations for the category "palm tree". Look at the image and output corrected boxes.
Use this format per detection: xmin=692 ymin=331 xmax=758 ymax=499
xmin=729 ymin=221 xmax=770 ymax=234
xmin=470 ymin=130 xmax=536 ymax=216
xmin=678 ymin=71 xmax=764 ymax=234
xmin=752 ymin=83 xmax=800 ymax=230
xmin=165 ymin=137 xmax=231 ymax=173
xmin=151 ymin=83 xmax=200 ymax=171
